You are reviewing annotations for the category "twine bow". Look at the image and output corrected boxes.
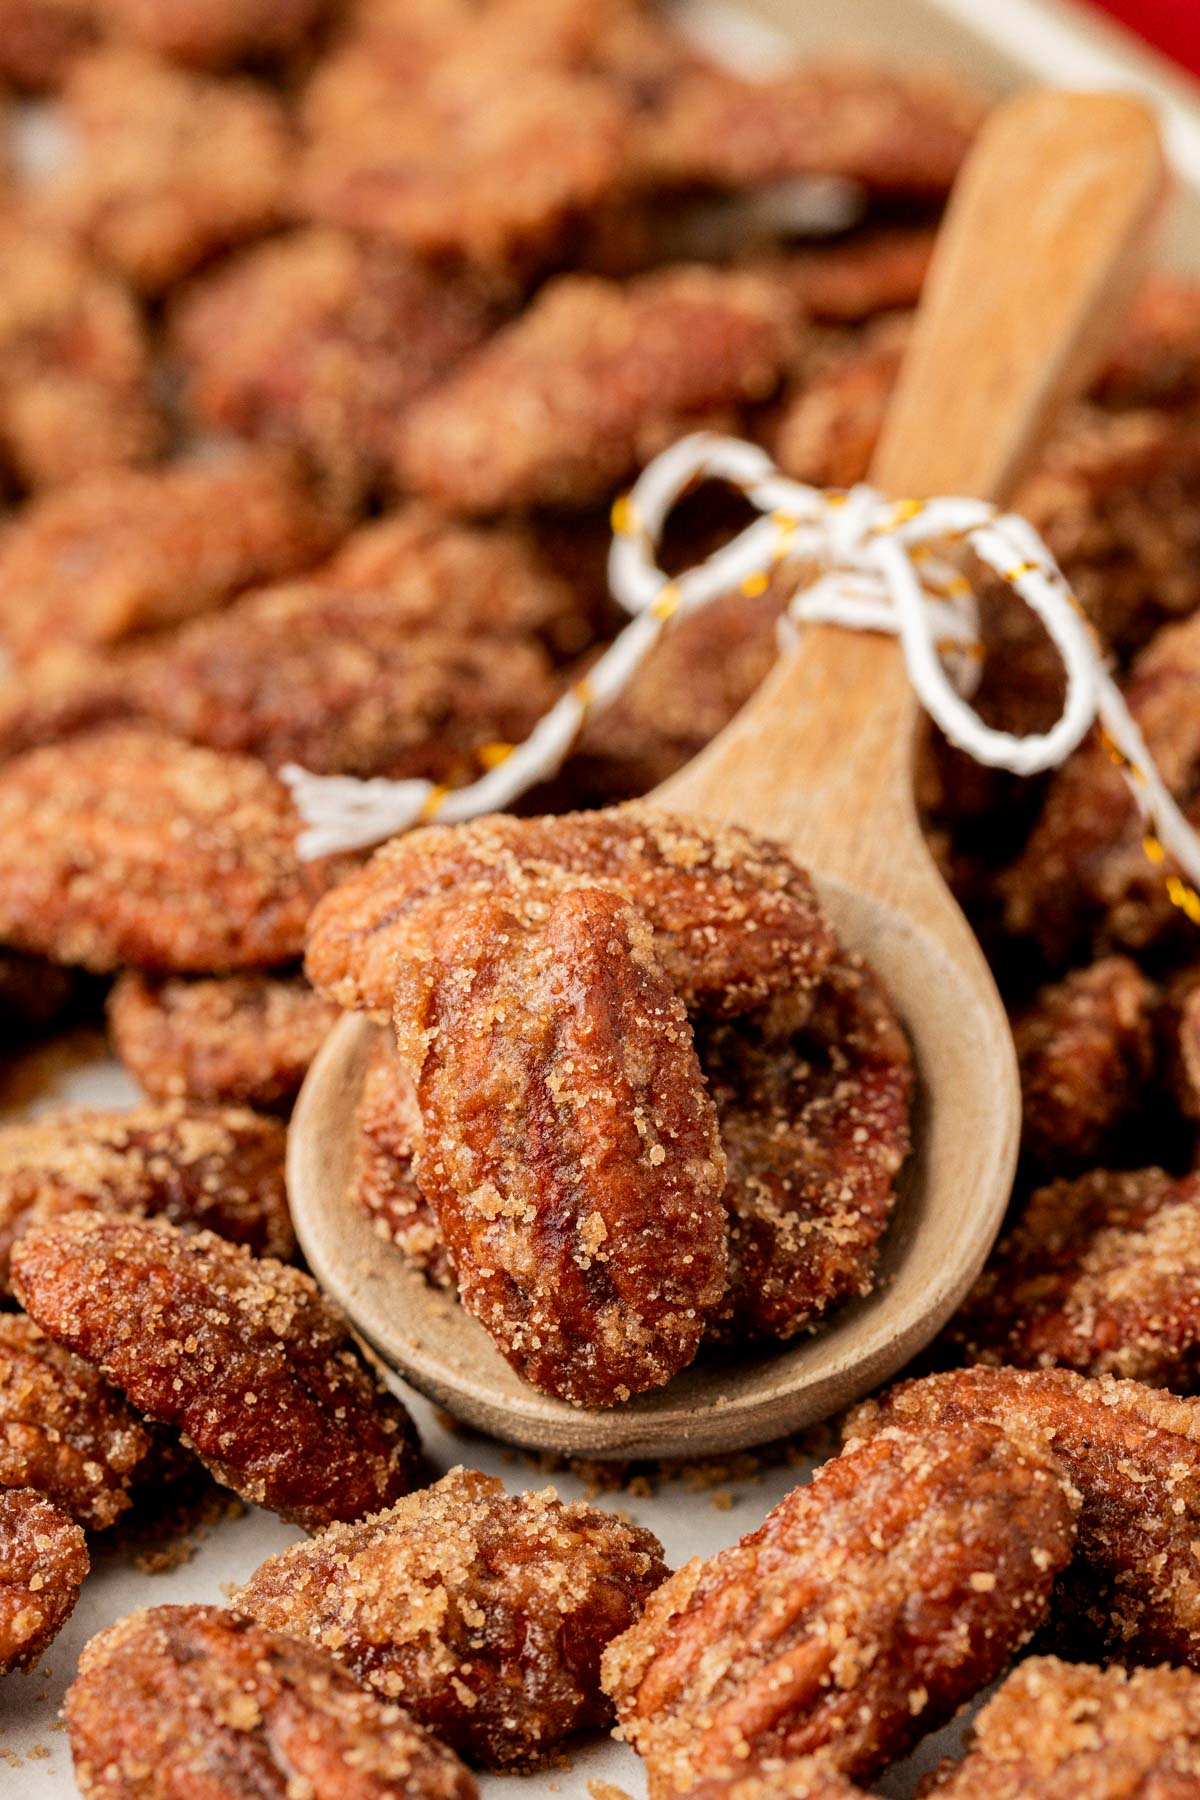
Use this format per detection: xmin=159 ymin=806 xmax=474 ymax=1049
xmin=283 ymin=431 xmax=1200 ymax=916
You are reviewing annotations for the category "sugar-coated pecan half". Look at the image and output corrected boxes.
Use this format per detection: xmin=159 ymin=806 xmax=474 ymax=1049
xmin=601 ymin=1422 xmax=1076 ymax=1793
xmin=947 ymin=1167 xmax=1200 ymax=1388
xmin=237 ymin=1464 xmax=669 ymax=1770
xmin=392 ymin=887 xmax=728 ymax=1405
xmin=0 ymin=730 xmax=345 ymax=973
xmin=0 ymin=1101 xmax=294 ymax=1290
xmin=108 ymin=972 xmax=337 ymax=1113
xmin=12 ymin=1214 xmax=420 ymax=1527
xmin=1013 ymin=956 xmax=1155 ymax=1170
xmin=65 ymin=1604 xmax=479 ymax=1800
xmin=0 ymin=1312 xmax=159 ymax=1528
xmin=925 ymin=1656 xmax=1200 ymax=1799
xmin=0 ymin=1485 xmax=88 ymax=1672
xmin=306 ymin=806 xmax=836 ymax=1023
xmin=698 ymin=950 xmax=912 ymax=1341
xmin=845 ymin=1365 xmax=1200 ymax=1667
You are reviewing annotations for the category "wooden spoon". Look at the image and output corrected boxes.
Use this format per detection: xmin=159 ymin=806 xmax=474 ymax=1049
xmin=289 ymin=90 xmax=1166 ymax=1458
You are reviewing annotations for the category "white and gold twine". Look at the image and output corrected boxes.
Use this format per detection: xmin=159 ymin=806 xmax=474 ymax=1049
xmin=283 ymin=430 xmax=1200 ymax=923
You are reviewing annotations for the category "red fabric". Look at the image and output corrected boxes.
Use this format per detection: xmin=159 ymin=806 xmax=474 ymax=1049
xmin=1085 ymin=1 xmax=1200 ymax=79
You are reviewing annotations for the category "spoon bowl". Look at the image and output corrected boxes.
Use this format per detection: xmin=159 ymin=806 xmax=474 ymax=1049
xmin=288 ymin=88 xmax=1167 ymax=1457
xmin=290 ymin=862 xmax=1012 ymax=1458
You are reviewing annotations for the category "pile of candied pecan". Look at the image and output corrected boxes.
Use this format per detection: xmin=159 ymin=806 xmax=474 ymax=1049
xmin=5 ymin=0 xmax=1200 ymax=1793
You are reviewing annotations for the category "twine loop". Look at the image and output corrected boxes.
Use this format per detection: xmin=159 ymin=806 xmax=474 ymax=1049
xmin=283 ymin=431 xmax=1200 ymax=913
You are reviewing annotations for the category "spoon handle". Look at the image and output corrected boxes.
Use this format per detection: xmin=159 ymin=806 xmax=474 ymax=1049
xmin=663 ymin=89 xmax=1166 ymax=908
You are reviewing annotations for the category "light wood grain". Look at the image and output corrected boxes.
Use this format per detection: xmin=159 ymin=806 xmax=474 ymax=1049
xmin=289 ymin=90 xmax=1167 ymax=1457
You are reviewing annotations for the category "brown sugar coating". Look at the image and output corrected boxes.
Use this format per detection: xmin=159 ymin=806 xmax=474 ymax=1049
xmin=0 ymin=449 xmax=341 ymax=665
xmin=634 ymin=60 xmax=981 ymax=198
xmin=98 ymin=0 xmax=330 ymax=68
xmin=844 ymin=1365 xmax=1200 ymax=1667
xmin=392 ymin=888 xmax=728 ymax=1406
xmin=1004 ymin=609 xmax=1200 ymax=961
xmin=352 ymin=1032 xmax=452 ymax=1286
xmin=306 ymin=806 xmax=837 ymax=1023
xmin=318 ymin=504 xmax=590 ymax=659
xmin=12 ymin=1214 xmax=421 ymax=1527
xmin=684 ymin=1763 xmax=867 ymax=1800
xmin=0 ymin=1486 xmax=88 ymax=1673
xmin=108 ymin=970 xmax=337 ymax=1112
xmin=0 ymin=1100 xmax=294 ymax=1288
xmin=0 ymin=0 xmax=99 ymax=86
xmin=170 ymin=227 xmax=502 ymax=502
xmin=299 ymin=46 xmax=629 ymax=281
xmin=0 ymin=218 xmax=162 ymax=492
xmin=601 ymin=1422 xmax=1076 ymax=1795
xmin=1013 ymin=956 xmax=1155 ymax=1170
xmin=45 ymin=48 xmax=290 ymax=293
xmin=396 ymin=267 xmax=795 ymax=514
xmin=115 ymin=582 xmax=560 ymax=781
xmin=926 ymin=1657 xmax=1200 ymax=1800
xmin=698 ymin=949 xmax=913 ymax=1342
xmin=0 ymin=1312 xmax=158 ymax=1528
xmin=0 ymin=729 xmax=344 ymax=973
xmin=65 ymin=1604 xmax=478 ymax=1800
xmin=236 ymin=1465 xmax=669 ymax=1770
xmin=947 ymin=1168 xmax=1200 ymax=1388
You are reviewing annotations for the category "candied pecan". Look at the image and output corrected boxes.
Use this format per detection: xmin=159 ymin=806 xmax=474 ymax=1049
xmin=925 ymin=1655 xmax=1200 ymax=1798
xmin=766 ymin=226 xmax=936 ymax=323
xmin=1013 ymin=956 xmax=1155 ymax=1169
xmin=237 ymin=1465 xmax=669 ymax=1770
xmin=0 ymin=1100 xmax=294 ymax=1287
xmin=635 ymin=60 xmax=981 ymax=198
xmin=0 ymin=0 xmax=99 ymax=86
xmin=170 ymin=227 xmax=501 ymax=502
xmin=352 ymin=1033 xmax=452 ymax=1286
xmin=566 ymin=583 xmax=788 ymax=803
xmin=306 ymin=806 xmax=836 ymax=1022
xmin=396 ymin=267 xmax=795 ymax=513
xmin=601 ymin=1422 xmax=1076 ymax=1793
xmin=1097 ymin=274 xmax=1200 ymax=410
xmin=0 ymin=1486 xmax=88 ymax=1672
xmin=684 ymin=1764 xmax=866 ymax=1800
xmin=0 ymin=1312 xmax=157 ymax=1528
xmin=1004 ymin=610 xmax=1200 ymax=961
xmin=0 ymin=449 xmax=341 ymax=664
xmin=66 ymin=1605 xmax=478 ymax=1800
xmin=0 ymin=729 xmax=343 ymax=973
xmin=0 ymin=218 xmax=161 ymax=491
xmin=698 ymin=948 xmax=912 ymax=1341
xmin=948 ymin=1168 xmax=1200 ymax=1387
xmin=775 ymin=328 xmax=906 ymax=489
xmin=318 ymin=504 xmax=589 ymax=657
xmin=299 ymin=47 xmax=628 ymax=281
xmin=1019 ymin=406 xmax=1200 ymax=653
xmin=98 ymin=0 xmax=329 ymax=67
xmin=12 ymin=1214 xmax=420 ymax=1527
xmin=844 ymin=1365 xmax=1200 ymax=1667
xmin=45 ymin=48 xmax=290 ymax=293
xmin=392 ymin=888 xmax=728 ymax=1405
xmin=108 ymin=970 xmax=336 ymax=1112
xmin=116 ymin=582 xmax=560 ymax=780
